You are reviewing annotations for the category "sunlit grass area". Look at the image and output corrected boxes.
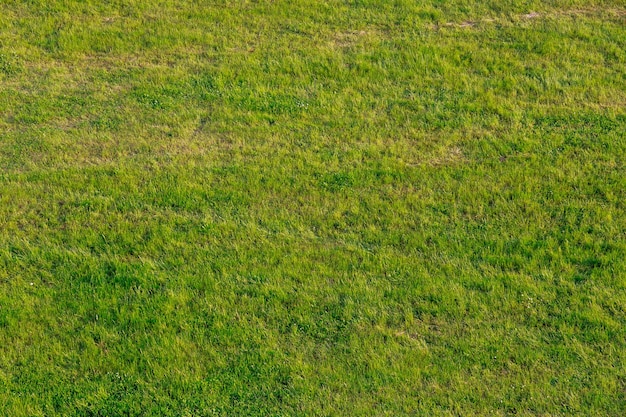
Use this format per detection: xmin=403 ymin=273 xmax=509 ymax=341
xmin=1 ymin=1 xmax=625 ymax=415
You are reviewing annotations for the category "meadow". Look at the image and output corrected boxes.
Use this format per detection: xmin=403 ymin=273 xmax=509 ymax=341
xmin=0 ymin=1 xmax=625 ymax=415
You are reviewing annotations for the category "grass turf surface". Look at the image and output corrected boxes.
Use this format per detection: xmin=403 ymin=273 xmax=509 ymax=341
xmin=1 ymin=1 xmax=626 ymax=415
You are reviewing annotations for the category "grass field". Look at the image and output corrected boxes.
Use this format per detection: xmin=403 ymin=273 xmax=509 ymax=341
xmin=1 ymin=1 xmax=625 ymax=415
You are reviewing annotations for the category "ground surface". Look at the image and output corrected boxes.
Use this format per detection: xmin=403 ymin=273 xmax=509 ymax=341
xmin=1 ymin=1 xmax=625 ymax=415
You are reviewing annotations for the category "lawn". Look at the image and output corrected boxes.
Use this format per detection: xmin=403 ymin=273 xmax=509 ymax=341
xmin=1 ymin=1 xmax=625 ymax=415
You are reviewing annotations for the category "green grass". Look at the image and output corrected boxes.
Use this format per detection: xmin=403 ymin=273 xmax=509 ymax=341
xmin=1 ymin=1 xmax=625 ymax=415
